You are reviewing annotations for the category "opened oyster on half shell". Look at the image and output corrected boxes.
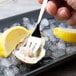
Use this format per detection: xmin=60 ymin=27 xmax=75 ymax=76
xmin=13 ymin=35 xmax=46 ymax=64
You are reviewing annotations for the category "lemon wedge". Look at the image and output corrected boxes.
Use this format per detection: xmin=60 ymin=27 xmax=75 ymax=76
xmin=0 ymin=26 xmax=32 ymax=57
xmin=53 ymin=28 xmax=76 ymax=43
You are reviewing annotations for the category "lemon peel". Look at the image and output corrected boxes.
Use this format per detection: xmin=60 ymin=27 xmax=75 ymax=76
xmin=53 ymin=28 xmax=76 ymax=43
xmin=0 ymin=26 xmax=32 ymax=57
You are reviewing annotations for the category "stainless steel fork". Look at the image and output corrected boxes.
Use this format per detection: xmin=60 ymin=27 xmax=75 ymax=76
xmin=25 ymin=0 xmax=48 ymax=57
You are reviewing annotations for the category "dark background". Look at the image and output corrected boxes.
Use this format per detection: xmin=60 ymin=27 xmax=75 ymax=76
xmin=36 ymin=58 xmax=76 ymax=76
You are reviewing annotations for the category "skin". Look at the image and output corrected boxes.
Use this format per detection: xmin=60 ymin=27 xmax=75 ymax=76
xmin=38 ymin=0 xmax=76 ymax=26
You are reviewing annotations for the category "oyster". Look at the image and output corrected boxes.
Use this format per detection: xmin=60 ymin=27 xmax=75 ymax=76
xmin=13 ymin=37 xmax=46 ymax=64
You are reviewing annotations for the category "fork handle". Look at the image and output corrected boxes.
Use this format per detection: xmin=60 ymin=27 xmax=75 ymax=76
xmin=37 ymin=0 xmax=48 ymax=24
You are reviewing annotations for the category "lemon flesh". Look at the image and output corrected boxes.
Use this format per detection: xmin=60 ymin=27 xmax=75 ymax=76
xmin=53 ymin=28 xmax=76 ymax=43
xmin=0 ymin=26 xmax=31 ymax=57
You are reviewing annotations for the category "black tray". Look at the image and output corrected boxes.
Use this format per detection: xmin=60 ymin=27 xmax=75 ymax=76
xmin=0 ymin=9 xmax=76 ymax=76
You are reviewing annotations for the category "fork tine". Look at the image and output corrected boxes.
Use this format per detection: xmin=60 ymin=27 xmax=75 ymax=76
xmin=25 ymin=36 xmax=32 ymax=48
xmin=32 ymin=37 xmax=41 ymax=54
xmin=24 ymin=0 xmax=47 ymax=57
xmin=30 ymin=37 xmax=41 ymax=52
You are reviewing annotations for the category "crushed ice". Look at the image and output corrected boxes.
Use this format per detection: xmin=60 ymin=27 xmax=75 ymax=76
xmin=0 ymin=17 xmax=76 ymax=76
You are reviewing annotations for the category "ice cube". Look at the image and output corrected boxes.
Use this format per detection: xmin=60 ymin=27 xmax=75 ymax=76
xmin=8 ymin=54 xmax=21 ymax=66
xmin=12 ymin=23 xmax=20 ymax=27
xmin=22 ymin=17 xmax=34 ymax=30
xmin=44 ymin=40 xmax=51 ymax=50
xmin=41 ymin=18 xmax=49 ymax=26
xmin=0 ymin=66 xmax=5 ymax=75
xmin=42 ymin=24 xmax=57 ymax=42
xmin=49 ymin=19 xmax=59 ymax=31
xmin=0 ymin=58 xmax=12 ymax=67
xmin=23 ymin=17 xmax=30 ymax=24
xmin=50 ymin=24 xmax=56 ymax=31
xmin=66 ymin=46 xmax=76 ymax=55
xmin=10 ymin=66 xmax=19 ymax=74
xmin=49 ymin=19 xmax=56 ymax=25
xmin=27 ymin=24 xmax=35 ymax=30
xmin=18 ymin=64 xmax=29 ymax=73
xmin=45 ymin=49 xmax=52 ymax=57
xmin=57 ymin=40 xmax=66 ymax=50
xmin=59 ymin=21 xmax=68 ymax=27
xmin=4 ymin=68 xmax=15 ymax=76
xmin=49 ymin=44 xmax=57 ymax=52
xmin=40 ymin=18 xmax=49 ymax=31
xmin=52 ymin=49 xmax=65 ymax=59
xmin=49 ymin=39 xmax=66 ymax=59
xmin=49 ymin=19 xmax=60 ymax=26
xmin=22 ymin=17 xmax=30 ymax=27
xmin=58 ymin=22 xmax=67 ymax=28
xmin=43 ymin=29 xmax=52 ymax=37
xmin=49 ymin=35 xmax=57 ymax=42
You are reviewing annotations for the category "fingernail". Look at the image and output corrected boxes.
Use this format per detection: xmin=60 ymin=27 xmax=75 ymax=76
xmin=57 ymin=7 xmax=70 ymax=19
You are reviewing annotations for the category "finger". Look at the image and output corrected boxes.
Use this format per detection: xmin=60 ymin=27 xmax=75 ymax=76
xmin=55 ymin=7 xmax=71 ymax=21
xmin=67 ymin=12 xmax=76 ymax=26
xmin=38 ymin=0 xmax=43 ymax=4
xmin=46 ymin=1 xmax=57 ymax=15
xmin=67 ymin=0 xmax=76 ymax=10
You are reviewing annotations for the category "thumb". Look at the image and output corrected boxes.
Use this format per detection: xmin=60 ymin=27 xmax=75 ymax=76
xmin=66 ymin=0 xmax=76 ymax=10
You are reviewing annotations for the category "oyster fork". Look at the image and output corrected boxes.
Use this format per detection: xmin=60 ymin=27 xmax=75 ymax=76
xmin=25 ymin=0 xmax=48 ymax=57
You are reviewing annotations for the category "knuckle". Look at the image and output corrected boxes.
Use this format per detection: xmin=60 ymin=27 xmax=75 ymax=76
xmin=67 ymin=0 xmax=76 ymax=10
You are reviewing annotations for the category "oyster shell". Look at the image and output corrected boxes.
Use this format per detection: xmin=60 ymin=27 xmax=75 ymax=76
xmin=13 ymin=37 xmax=46 ymax=64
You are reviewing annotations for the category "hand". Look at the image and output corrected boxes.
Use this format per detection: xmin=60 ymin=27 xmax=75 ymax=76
xmin=38 ymin=0 xmax=76 ymax=26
